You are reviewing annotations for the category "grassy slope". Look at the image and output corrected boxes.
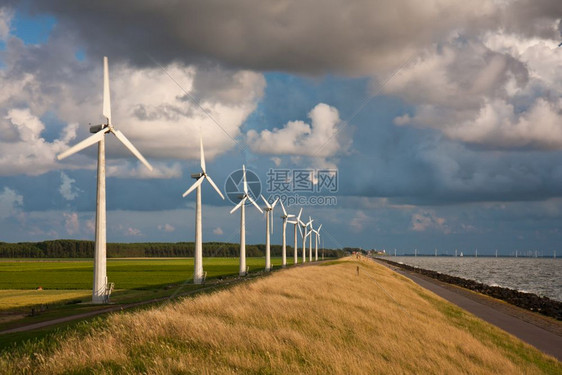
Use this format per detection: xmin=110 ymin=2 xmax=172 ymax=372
xmin=0 ymin=257 xmax=559 ymax=374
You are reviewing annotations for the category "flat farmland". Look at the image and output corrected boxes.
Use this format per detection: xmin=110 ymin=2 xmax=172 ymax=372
xmin=0 ymin=257 xmax=295 ymax=290
xmin=0 ymin=257 xmax=296 ymax=310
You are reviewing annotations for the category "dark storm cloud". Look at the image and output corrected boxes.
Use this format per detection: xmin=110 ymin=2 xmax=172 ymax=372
xmin=19 ymin=0 xmax=506 ymax=74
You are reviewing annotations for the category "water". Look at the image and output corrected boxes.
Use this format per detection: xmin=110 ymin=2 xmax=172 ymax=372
xmin=390 ymin=257 xmax=562 ymax=302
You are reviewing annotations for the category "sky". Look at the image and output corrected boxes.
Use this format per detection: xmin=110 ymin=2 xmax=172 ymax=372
xmin=0 ymin=1 xmax=562 ymax=255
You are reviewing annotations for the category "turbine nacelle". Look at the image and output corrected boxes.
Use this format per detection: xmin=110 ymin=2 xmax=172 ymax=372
xmin=182 ymin=134 xmax=225 ymax=200
xmin=89 ymin=124 xmax=106 ymax=133
xmin=230 ymin=164 xmax=263 ymax=214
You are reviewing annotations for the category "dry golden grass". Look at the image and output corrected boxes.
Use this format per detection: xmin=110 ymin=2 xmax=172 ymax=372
xmin=0 ymin=257 xmax=560 ymax=374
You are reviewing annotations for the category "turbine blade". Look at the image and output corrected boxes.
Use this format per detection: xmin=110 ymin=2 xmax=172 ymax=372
xmin=298 ymin=224 xmax=303 ymax=237
xmin=270 ymin=210 xmax=274 ymax=235
xmin=297 ymin=208 xmax=303 ymax=222
xmin=102 ymin=56 xmax=111 ymax=124
xmin=271 ymin=198 xmax=279 ymax=209
xmin=57 ymin=128 xmax=107 ymax=160
xmin=243 ymin=165 xmax=248 ymax=194
xmin=287 ymin=220 xmax=297 ymax=225
xmin=280 ymin=199 xmax=288 ymax=217
xmin=182 ymin=176 xmax=204 ymax=198
xmin=287 ymin=214 xmax=295 ymax=218
xmin=230 ymin=197 xmax=246 ymax=214
xmin=200 ymin=134 xmax=206 ymax=174
xmin=111 ymin=129 xmax=153 ymax=171
xmin=318 ymin=224 xmax=322 ymax=232
xmin=260 ymin=194 xmax=271 ymax=209
xmin=205 ymin=175 xmax=225 ymax=200
xmin=247 ymin=195 xmax=263 ymax=213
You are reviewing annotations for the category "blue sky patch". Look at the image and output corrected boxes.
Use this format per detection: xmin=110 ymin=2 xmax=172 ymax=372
xmin=12 ymin=11 xmax=56 ymax=45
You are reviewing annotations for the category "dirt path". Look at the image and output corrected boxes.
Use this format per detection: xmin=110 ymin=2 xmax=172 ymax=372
xmin=374 ymin=259 xmax=562 ymax=361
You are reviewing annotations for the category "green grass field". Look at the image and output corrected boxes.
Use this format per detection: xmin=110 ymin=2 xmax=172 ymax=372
xmin=0 ymin=257 xmax=295 ymax=290
xmin=0 ymin=257 xmax=297 ymax=310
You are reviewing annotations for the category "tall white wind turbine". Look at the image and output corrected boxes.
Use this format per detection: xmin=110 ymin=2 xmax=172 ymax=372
xmin=230 ymin=165 xmax=263 ymax=276
xmin=287 ymin=207 xmax=302 ymax=265
xmin=307 ymin=217 xmax=314 ymax=262
xmin=279 ymin=200 xmax=295 ymax=267
xmin=298 ymin=209 xmax=307 ymax=263
xmin=57 ymin=57 xmax=153 ymax=304
xmin=261 ymin=195 xmax=279 ymax=272
xmin=182 ymin=135 xmax=225 ymax=284
xmin=313 ymin=224 xmax=322 ymax=261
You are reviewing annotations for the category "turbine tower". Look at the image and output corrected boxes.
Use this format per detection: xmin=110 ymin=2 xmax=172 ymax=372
xmin=230 ymin=165 xmax=263 ymax=276
xmin=261 ymin=195 xmax=279 ymax=272
xmin=298 ymin=210 xmax=307 ymax=263
xmin=287 ymin=207 xmax=302 ymax=265
xmin=57 ymin=57 xmax=153 ymax=304
xmin=307 ymin=217 xmax=314 ymax=262
xmin=182 ymin=135 xmax=225 ymax=284
xmin=279 ymin=200 xmax=294 ymax=267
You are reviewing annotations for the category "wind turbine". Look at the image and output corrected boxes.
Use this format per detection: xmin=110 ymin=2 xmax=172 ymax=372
xmin=298 ymin=210 xmax=307 ymax=263
xmin=306 ymin=216 xmax=314 ymax=262
xmin=230 ymin=165 xmax=263 ymax=276
xmin=287 ymin=207 xmax=302 ymax=265
xmin=313 ymin=224 xmax=322 ymax=261
xmin=279 ymin=200 xmax=294 ymax=267
xmin=182 ymin=135 xmax=225 ymax=284
xmin=261 ymin=195 xmax=279 ymax=272
xmin=57 ymin=57 xmax=153 ymax=304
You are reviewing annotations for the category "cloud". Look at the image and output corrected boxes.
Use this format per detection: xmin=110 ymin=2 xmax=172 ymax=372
xmin=213 ymin=227 xmax=223 ymax=235
xmin=410 ymin=210 xmax=449 ymax=233
xmin=59 ymin=172 xmax=79 ymax=200
xmin=28 ymin=0 xmax=504 ymax=76
xmin=106 ymin=162 xmax=182 ymax=179
xmin=0 ymin=108 xmax=77 ymax=175
xmin=387 ymin=30 xmax=562 ymax=150
xmin=125 ymin=227 xmax=142 ymax=237
xmin=350 ymin=211 xmax=369 ymax=233
xmin=247 ymin=103 xmax=349 ymax=159
xmin=63 ymin=212 xmax=79 ymax=234
xmin=0 ymin=22 xmax=265 ymax=177
xmin=0 ymin=7 xmax=12 ymax=41
xmin=0 ymin=186 xmax=23 ymax=220
xmin=158 ymin=223 xmax=175 ymax=233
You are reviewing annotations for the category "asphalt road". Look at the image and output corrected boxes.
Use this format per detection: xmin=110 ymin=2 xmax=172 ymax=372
xmin=375 ymin=259 xmax=562 ymax=361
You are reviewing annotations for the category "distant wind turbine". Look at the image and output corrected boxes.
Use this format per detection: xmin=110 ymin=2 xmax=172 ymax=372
xmin=313 ymin=224 xmax=322 ymax=261
xmin=279 ymin=200 xmax=295 ymax=267
xmin=261 ymin=195 xmax=279 ymax=272
xmin=307 ymin=217 xmax=314 ymax=261
xmin=182 ymin=135 xmax=225 ymax=284
xmin=287 ymin=207 xmax=302 ymax=265
xmin=230 ymin=165 xmax=263 ymax=276
xmin=57 ymin=57 xmax=153 ymax=304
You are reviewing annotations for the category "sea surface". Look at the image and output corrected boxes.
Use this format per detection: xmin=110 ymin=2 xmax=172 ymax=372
xmin=390 ymin=257 xmax=562 ymax=302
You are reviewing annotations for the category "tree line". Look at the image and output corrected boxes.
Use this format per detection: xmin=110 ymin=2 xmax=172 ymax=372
xmin=0 ymin=240 xmax=343 ymax=258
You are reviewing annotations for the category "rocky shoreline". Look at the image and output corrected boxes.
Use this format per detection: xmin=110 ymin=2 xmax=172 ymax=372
xmin=376 ymin=257 xmax=562 ymax=321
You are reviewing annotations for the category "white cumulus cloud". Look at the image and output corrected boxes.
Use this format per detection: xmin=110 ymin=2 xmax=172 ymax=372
xmin=247 ymin=103 xmax=344 ymax=158
xmin=59 ymin=172 xmax=80 ymax=200
xmin=0 ymin=187 xmax=23 ymax=220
